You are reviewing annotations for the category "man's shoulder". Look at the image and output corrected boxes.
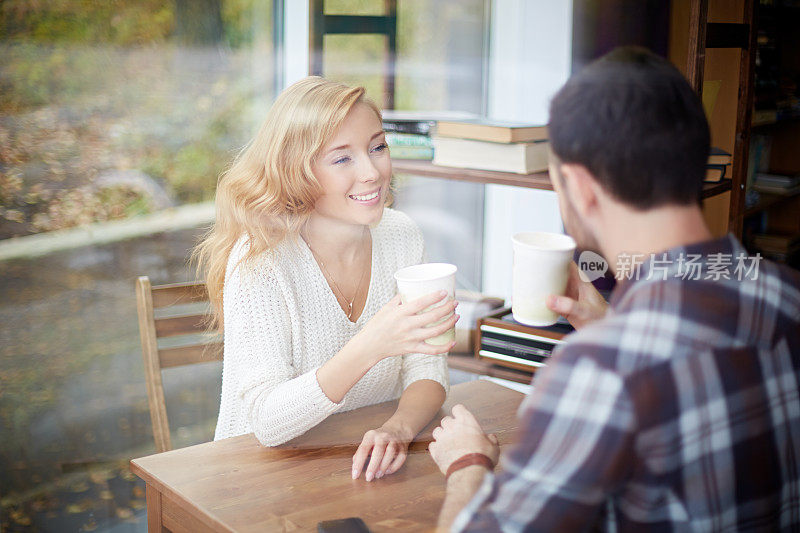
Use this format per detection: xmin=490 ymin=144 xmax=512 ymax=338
xmin=764 ymin=259 xmax=800 ymax=316
xmin=624 ymin=256 xmax=800 ymax=336
xmin=559 ymin=257 xmax=800 ymax=375
xmin=555 ymin=295 xmax=702 ymax=375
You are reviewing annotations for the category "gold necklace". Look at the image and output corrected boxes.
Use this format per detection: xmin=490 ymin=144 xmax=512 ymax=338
xmin=305 ymin=229 xmax=370 ymax=321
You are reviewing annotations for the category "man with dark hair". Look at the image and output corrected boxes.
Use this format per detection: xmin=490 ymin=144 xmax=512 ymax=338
xmin=429 ymin=47 xmax=800 ymax=531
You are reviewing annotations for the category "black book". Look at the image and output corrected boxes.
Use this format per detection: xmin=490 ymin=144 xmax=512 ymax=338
xmin=382 ymin=120 xmax=435 ymax=136
xmin=478 ymin=313 xmax=574 ymax=369
xmin=381 ymin=110 xmax=478 ymax=137
xmin=704 ymin=163 xmax=728 ymax=182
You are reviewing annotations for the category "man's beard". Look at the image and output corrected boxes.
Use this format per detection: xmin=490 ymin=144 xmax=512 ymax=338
xmin=561 ymin=191 xmax=601 ymax=256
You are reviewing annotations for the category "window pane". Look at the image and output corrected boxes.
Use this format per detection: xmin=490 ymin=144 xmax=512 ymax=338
xmin=396 ymin=0 xmax=486 ymax=113
xmin=323 ymin=33 xmax=387 ymax=104
xmin=319 ymin=0 xmax=488 ymax=113
xmin=1 ymin=1 xmax=274 ymax=237
xmin=1 ymin=1 xmax=273 ymax=529
xmin=397 ymin=0 xmax=487 ymax=290
xmin=392 ymin=176 xmax=485 ymax=291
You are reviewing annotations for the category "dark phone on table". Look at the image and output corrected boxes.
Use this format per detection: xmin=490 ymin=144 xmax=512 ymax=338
xmin=317 ymin=516 xmax=371 ymax=533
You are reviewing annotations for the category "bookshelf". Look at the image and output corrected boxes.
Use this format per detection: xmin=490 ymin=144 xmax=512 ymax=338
xmin=742 ymin=1 xmax=800 ymax=267
xmin=670 ymin=0 xmax=758 ymax=239
xmin=392 ymin=159 xmax=733 ymax=200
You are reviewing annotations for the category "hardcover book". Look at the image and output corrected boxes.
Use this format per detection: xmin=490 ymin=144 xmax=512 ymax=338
xmin=432 ymin=136 xmax=549 ymax=174
xmin=382 ymin=110 xmax=477 ymax=136
xmin=435 ymin=118 xmax=548 ymax=143
xmin=704 ymin=164 xmax=728 ymax=182
xmin=708 ymin=146 xmax=732 ymax=166
xmin=388 ymin=145 xmax=434 ymax=160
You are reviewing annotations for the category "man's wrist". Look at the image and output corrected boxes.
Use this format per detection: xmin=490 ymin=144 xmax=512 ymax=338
xmin=445 ymin=452 xmax=495 ymax=480
xmin=446 ymin=464 xmax=490 ymax=487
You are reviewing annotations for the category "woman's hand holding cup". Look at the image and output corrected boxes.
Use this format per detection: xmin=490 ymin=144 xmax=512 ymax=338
xmin=354 ymin=291 xmax=458 ymax=362
xmin=394 ymin=263 xmax=459 ymax=347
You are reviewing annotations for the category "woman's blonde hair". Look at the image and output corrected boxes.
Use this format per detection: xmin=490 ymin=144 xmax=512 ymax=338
xmin=193 ymin=76 xmax=385 ymax=330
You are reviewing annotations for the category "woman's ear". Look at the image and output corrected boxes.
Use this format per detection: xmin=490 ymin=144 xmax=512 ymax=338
xmin=559 ymin=163 xmax=601 ymax=219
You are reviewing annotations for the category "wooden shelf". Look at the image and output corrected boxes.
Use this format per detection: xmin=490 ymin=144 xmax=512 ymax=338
xmin=393 ymin=159 xmax=733 ymax=200
xmin=392 ymin=160 xmax=552 ymax=190
xmin=744 ymin=189 xmax=800 ymax=218
xmin=702 ymin=178 xmax=733 ymax=199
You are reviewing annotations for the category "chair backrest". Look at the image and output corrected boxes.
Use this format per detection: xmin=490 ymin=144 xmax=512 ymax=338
xmin=135 ymin=276 xmax=222 ymax=453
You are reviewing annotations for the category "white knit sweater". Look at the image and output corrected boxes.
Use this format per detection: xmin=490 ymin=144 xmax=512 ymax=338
xmin=214 ymin=208 xmax=449 ymax=446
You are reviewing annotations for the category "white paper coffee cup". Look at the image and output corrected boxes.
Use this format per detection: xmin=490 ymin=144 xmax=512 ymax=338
xmin=394 ymin=263 xmax=457 ymax=346
xmin=512 ymin=232 xmax=576 ymax=327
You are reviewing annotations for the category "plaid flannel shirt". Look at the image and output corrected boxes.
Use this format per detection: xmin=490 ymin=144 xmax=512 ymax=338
xmin=454 ymin=235 xmax=800 ymax=532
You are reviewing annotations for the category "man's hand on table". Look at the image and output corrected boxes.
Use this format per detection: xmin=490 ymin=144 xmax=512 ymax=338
xmin=428 ymin=404 xmax=500 ymax=476
xmin=352 ymin=423 xmax=412 ymax=481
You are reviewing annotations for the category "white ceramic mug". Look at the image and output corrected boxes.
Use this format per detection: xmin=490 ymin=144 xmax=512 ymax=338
xmin=394 ymin=263 xmax=457 ymax=345
xmin=512 ymin=232 xmax=576 ymax=326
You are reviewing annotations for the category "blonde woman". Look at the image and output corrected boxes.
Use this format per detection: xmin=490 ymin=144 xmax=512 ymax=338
xmin=194 ymin=77 xmax=457 ymax=482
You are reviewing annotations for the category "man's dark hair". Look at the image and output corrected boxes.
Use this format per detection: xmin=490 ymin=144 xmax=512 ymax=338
xmin=548 ymin=46 xmax=710 ymax=209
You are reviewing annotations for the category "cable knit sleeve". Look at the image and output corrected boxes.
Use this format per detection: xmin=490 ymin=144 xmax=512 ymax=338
xmin=396 ymin=212 xmax=450 ymax=393
xmin=401 ymin=353 xmax=449 ymax=392
xmin=220 ymin=250 xmax=341 ymax=446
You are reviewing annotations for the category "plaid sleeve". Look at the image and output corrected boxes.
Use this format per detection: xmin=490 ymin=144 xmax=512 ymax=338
xmin=453 ymin=351 xmax=636 ymax=532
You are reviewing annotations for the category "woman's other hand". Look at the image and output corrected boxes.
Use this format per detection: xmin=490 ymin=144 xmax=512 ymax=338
xmin=352 ymin=424 xmax=411 ymax=481
xmin=354 ymin=291 xmax=458 ymax=363
xmin=546 ymin=262 xmax=608 ymax=329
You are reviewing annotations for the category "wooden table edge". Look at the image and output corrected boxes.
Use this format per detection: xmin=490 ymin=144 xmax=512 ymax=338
xmin=131 ymin=457 xmax=234 ymax=533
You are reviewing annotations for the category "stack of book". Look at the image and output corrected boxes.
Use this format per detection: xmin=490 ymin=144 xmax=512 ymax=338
xmin=431 ymin=119 xmax=549 ymax=174
xmin=384 ymin=132 xmax=434 ymax=160
xmin=705 ymin=147 xmax=732 ymax=182
xmin=382 ymin=111 xmax=475 ymax=160
xmin=752 ymin=173 xmax=800 ymax=195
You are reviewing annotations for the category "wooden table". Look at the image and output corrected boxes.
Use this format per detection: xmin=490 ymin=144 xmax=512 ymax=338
xmin=130 ymin=380 xmax=524 ymax=532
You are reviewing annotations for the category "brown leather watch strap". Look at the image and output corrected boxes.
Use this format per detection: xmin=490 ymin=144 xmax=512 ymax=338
xmin=445 ymin=453 xmax=495 ymax=480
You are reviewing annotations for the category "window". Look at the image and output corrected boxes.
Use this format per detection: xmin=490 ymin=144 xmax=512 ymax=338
xmin=1 ymin=2 xmax=275 ymax=529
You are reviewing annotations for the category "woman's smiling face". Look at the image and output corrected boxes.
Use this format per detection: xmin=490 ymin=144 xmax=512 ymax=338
xmin=311 ymin=102 xmax=391 ymax=227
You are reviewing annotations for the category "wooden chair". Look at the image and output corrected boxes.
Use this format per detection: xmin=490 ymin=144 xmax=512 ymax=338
xmin=135 ymin=276 xmax=222 ymax=453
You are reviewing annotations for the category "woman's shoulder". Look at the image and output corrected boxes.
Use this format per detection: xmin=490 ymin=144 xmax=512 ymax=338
xmin=226 ymin=234 xmax=303 ymax=282
xmin=374 ymin=207 xmax=423 ymax=242
xmin=373 ymin=207 xmax=424 ymax=264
